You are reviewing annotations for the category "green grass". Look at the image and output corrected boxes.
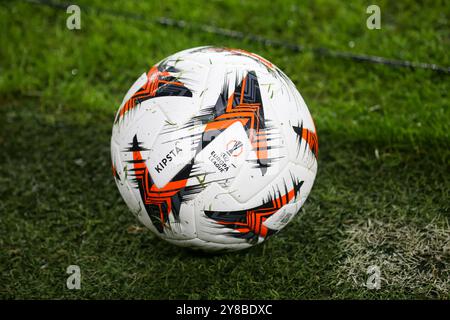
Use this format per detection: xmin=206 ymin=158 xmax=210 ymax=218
xmin=0 ymin=0 xmax=449 ymax=299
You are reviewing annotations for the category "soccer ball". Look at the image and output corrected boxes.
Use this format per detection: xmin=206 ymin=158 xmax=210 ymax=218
xmin=111 ymin=46 xmax=318 ymax=251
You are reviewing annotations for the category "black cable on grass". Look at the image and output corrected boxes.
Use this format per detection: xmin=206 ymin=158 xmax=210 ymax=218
xmin=21 ymin=0 xmax=450 ymax=75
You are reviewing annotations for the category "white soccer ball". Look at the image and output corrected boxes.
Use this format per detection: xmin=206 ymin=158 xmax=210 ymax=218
xmin=111 ymin=46 xmax=318 ymax=251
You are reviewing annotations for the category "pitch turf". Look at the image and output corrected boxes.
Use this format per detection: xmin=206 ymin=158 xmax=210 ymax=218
xmin=0 ymin=0 xmax=449 ymax=299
